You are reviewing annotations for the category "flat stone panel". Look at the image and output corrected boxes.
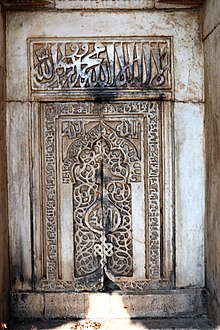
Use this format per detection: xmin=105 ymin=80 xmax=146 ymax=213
xmin=10 ymin=293 xmax=44 ymax=319
xmin=7 ymin=102 xmax=32 ymax=291
xmin=55 ymin=0 xmax=154 ymax=9
xmin=11 ymin=289 xmax=205 ymax=319
xmin=45 ymin=293 xmax=88 ymax=318
xmin=6 ymin=10 xmax=203 ymax=103
xmin=121 ymin=290 xmax=205 ymax=318
xmin=204 ymin=21 xmax=220 ymax=325
xmin=174 ymin=102 xmax=205 ymax=288
xmin=203 ymin=0 xmax=220 ymax=39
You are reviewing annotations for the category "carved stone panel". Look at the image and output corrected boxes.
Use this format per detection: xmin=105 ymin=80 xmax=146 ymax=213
xmin=29 ymin=38 xmax=172 ymax=100
xmin=33 ymin=100 xmax=173 ymax=292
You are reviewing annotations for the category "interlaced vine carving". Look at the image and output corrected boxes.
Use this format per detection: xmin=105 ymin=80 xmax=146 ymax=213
xmin=38 ymin=101 xmax=163 ymax=291
xmin=64 ymin=122 xmax=139 ymax=277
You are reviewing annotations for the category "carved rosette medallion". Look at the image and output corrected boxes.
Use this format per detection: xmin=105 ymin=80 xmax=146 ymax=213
xmin=35 ymin=101 xmax=172 ymax=292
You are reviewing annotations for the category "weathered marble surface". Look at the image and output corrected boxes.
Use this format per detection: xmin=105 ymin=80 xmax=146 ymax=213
xmin=0 ymin=3 xmax=9 ymax=325
xmin=7 ymin=102 xmax=32 ymax=291
xmin=55 ymin=0 xmax=154 ymax=9
xmin=10 ymin=289 xmax=205 ymax=319
xmin=6 ymin=10 xmax=203 ymax=103
xmin=203 ymin=0 xmax=220 ymax=324
xmin=174 ymin=102 xmax=205 ymax=288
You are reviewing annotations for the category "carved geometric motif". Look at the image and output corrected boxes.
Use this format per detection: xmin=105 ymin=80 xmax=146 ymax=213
xmin=63 ymin=119 xmax=141 ymax=278
xmin=36 ymin=101 xmax=169 ymax=292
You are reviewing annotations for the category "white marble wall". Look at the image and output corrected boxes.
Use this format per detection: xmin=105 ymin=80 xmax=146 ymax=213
xmin=6 ymin=9 xmax=205 ymax=290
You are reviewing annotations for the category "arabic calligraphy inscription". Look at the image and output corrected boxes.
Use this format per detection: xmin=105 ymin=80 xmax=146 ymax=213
xmin=30 ymin=38 xmax=172 ymax=92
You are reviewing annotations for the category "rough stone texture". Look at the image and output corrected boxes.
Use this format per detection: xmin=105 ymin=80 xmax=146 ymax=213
xmin=8 ymin=316 xmax=213 ymax=330
xmin=174 ymin=102 xmax=205 ymax=288
xmin=203 ymin=0 xmax=220 ymax=325
xmin=10 ymin=293 xmax=44 ymax=320
xmin=10 ymin=289 xmax=205 ymax=320
xmin=0 ymin=2 xmax=9 ymax=325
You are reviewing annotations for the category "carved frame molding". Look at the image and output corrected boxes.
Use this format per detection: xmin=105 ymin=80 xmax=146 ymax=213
xmin=29 ymin=36 xmax=174 ymax=292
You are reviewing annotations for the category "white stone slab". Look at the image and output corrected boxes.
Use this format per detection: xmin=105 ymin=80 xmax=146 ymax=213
xmin=174 ymin=102 xmax=205 ymax=288
xmin=132 ymin=182 xmax=145 ymax=278
xmin=6 ymin=10 xmax=203 ymax=103
xmin=55 ymin=0 xmax=154 ymax=9
xmin=11 ymin=289 xmax=205 ymax=319
xmin=59 ymin=184 xmax=74 ymax=281
xmin=7 ymin=101 xmax=32 ymax=290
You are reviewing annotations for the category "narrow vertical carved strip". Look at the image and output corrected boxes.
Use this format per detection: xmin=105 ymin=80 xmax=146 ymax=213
xmin=147 ymin=103 xmax=161 ymax=280
xmin=44 ymin=105 xmax=57 ymax=280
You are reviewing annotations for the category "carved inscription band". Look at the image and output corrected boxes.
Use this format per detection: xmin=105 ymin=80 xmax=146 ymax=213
xmin=30 ymin=38 xmax=172 ymax=92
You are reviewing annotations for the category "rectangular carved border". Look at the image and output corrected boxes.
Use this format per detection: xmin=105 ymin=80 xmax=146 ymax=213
xmin=31 ymin=100 xmax=174 ymax=292
xmin=28 ymin=37 xmax=173 ymax=101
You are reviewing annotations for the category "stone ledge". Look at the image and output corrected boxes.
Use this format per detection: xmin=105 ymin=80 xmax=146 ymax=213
xmin=9 ymin=316 xmax=213 ymax=330
xmin=156 ymin=0 xmax=203 ymax=9
xmin=11 ymin=289 xmax=206 ymax=320
xmin=1 ymin=0 xmax=204 ymax=10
